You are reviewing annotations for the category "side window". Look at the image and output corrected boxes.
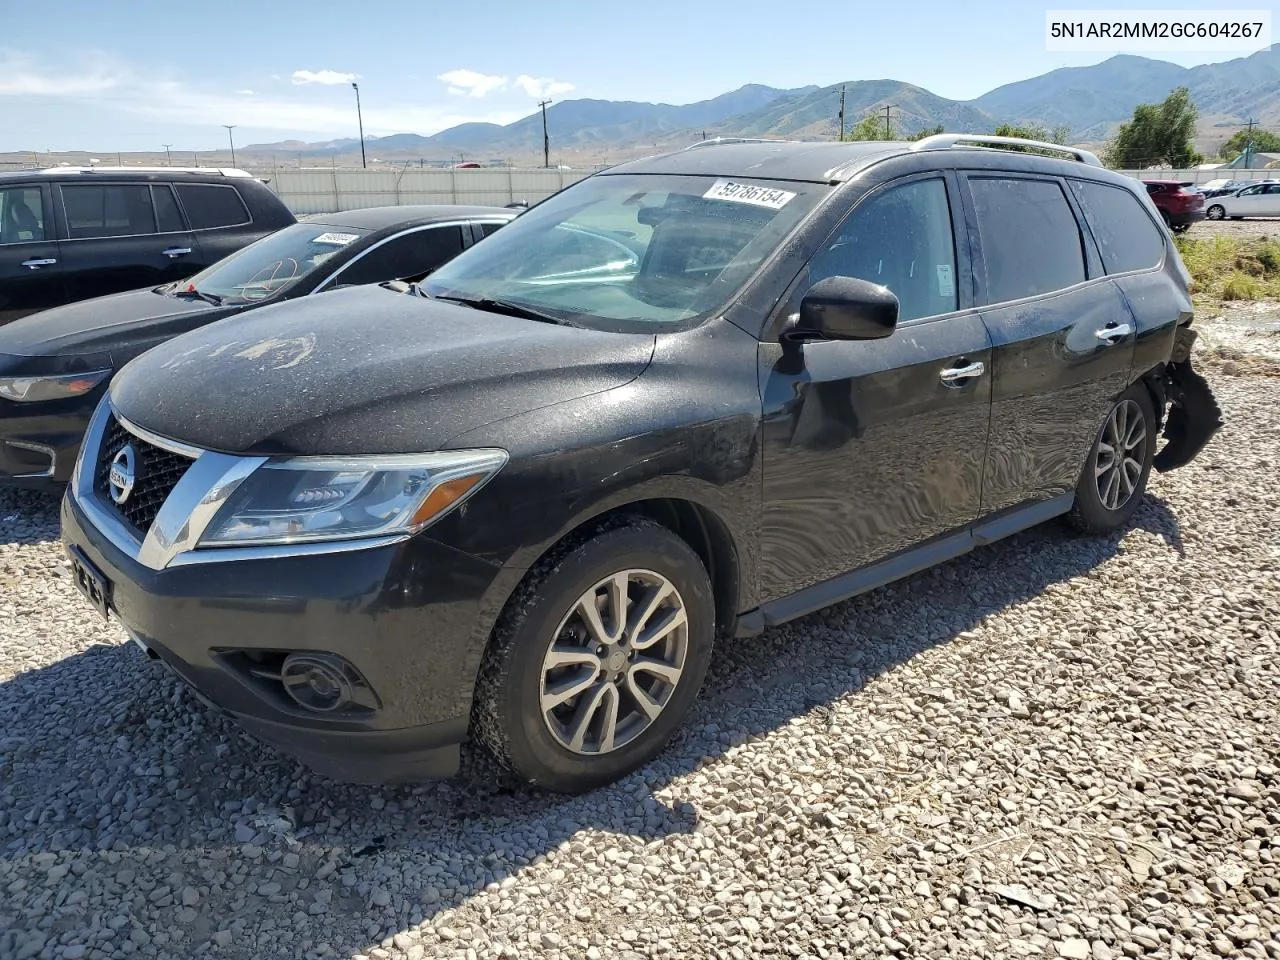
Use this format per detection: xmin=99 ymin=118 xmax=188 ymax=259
xmin=479 ymin=221 xmax=506 ymax=238
xmin=1239 ymin=186 xmax=1262 ymax=196
xmin=968 ymin=177 xmax=1085 ymax=303
xmin=61 ymin=184 xmax=157 ymax=239
xmin=153 ymin=185 xmax=185 ymax=233
xmin=0 ymin=187 xmax=46 ymax=244
xmin=1266 ymin=185 xmax=1280 ymax=195
xmin=1068 ymin=180 xmax=1164 ymax=275
xmin=333 ymin=226 xmax=466 ymax=287
xmin=808 ymin=177 xmax=958 ymax=323
xmin=176 ymin=184 xmax=251 ymax=230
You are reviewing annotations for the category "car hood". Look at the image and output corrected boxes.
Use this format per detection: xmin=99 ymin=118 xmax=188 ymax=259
xmin=0 ymin=286 xmax=237 ymax=361
xmin=110 ymin=285 xmax=657 ymax=456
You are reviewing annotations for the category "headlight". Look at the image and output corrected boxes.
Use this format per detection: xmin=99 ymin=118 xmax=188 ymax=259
xmin=0 ymin=370 xmax=111 ymax=403
xmin=198 ymin=449 xmax=508 ymax=547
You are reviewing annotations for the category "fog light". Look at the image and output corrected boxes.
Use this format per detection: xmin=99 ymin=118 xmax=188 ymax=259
xmin=281 ymin=653 xmax=355 ymax=713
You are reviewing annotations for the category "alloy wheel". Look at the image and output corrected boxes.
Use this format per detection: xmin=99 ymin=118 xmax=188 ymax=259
xmin=1207 ymin=205 xmax=1225 ymax=220
xmin=539 ymin=569 xmax=688 ymax=755
xmin=1094 ymin=399 xmax=1147 ymax=511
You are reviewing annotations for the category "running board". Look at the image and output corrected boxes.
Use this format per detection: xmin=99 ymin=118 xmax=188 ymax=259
xmin=734 ymin=492 xmax=1075 ymax=637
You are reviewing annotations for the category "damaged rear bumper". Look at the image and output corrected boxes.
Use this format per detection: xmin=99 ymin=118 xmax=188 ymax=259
xmin=1153 ymin=325 xmax=1223 ymax=473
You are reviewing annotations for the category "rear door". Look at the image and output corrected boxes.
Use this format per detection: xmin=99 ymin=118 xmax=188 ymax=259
xmin=1230 ymin=185 xmax=1266 ymax=216
xmin=0 ymin=183 xmax=64 ymax=323
xmin=56 ymin=182 xmax=199 ymax=301
xmin=961 ymin=173 xmax=1135 ymax=515
xmin=174 ymin=182 xmax=257 ymax=268
xmin=1260 ymin=184 xmax=1280 ymax=216
xmin=758 ymin=173 xmax=993 ymax=600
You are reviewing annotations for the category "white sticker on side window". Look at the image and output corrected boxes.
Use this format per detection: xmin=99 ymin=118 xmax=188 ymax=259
xmin=313 ymin=232 xmax=361 ymax=246
xmin=936 ymin=263 xmax=955 ymax=297
xmin=702 ymin=179 xmax=796 ymax=210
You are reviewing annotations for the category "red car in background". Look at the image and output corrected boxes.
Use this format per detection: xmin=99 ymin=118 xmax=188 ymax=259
xmin=1142 ymin=180 xmax=1205 ymax=233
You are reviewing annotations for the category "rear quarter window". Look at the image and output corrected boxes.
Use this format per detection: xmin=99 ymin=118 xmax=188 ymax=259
xmin=967 ymin=177 xmax=1086 ymax=303
xmin=1068 ymin=180 xmax=1164 ymax=275
xmin=176 ymin=184 xmax=252 ymax=229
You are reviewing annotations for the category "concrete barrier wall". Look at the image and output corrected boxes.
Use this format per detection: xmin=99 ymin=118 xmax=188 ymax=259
xmin=247 ymin=167 xmax=593 ymax=215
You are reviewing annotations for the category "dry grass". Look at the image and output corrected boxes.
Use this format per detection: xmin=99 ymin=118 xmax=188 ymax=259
xmin=1175 ymin=235 xmax=1280 ymax=301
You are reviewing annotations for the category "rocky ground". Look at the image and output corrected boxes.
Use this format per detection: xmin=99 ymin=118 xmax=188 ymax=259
xmin=1189 ymin=217 xmax=1280 ymax=240
xmin=1 ymin=318 xmax=1278 ymax=960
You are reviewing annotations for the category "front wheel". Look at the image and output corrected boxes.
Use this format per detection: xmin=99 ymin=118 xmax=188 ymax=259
xmin=1066 ymin=384 xmax=1157 ymax=535
xmin=1206 ymin=204 xmax=1225 ymax=220
xmin=473 ymin=518 xmax=714 ymax=793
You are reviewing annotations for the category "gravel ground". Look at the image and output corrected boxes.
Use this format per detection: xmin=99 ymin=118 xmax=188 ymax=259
xmin=1 ymin=323 xmax=1278 ymax=960
xmin=1186 ymin=218 xmax=1280 ymax=240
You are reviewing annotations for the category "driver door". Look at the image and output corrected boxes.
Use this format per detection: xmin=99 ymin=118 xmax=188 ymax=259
xmin=758 ymin=173 xmax=993 ymax=602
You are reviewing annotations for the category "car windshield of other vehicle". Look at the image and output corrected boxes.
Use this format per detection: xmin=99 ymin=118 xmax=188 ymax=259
xmin=172 ymin=222 xmax=371 ymax=303
xmin=422 ymin=173 xmax=825 ymax=330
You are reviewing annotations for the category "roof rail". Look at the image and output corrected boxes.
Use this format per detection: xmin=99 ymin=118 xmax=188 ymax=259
xmin=37 ymin=166 xmax=255 ymax=177
xmin=908 ymin=134 xmax=1102 ymax=167
xmin=683 ymin=137 xmax=792 ymax=151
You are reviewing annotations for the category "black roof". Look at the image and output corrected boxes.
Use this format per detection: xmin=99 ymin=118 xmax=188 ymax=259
xmin=305 ymin=205 xmax=517 ymax=230
xmin=0 ymin=168 xmax=260 ymax=184
xmin=604 ymin=141 xmax=907 ymax=184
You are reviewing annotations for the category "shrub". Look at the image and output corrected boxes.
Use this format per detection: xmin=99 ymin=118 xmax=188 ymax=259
xmin=1221 ymin=272 xmax=1261 ymax=301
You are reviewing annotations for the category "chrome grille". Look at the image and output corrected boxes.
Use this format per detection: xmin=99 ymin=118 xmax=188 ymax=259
xmin=93 ymin=415 xmax=194 ymax=535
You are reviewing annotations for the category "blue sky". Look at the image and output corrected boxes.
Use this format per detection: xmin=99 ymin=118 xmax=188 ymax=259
xmin=1 ymin=0 xmax=1266 ymax=151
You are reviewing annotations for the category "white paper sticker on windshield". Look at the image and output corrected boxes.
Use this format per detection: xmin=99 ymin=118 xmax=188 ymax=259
xmin=702 ymin=179 xmax=796 ymax=210
xmin=936 ymin=263 xmax=955 ymax=297
xmin=313 ymin=232 xmax=360 ymax=246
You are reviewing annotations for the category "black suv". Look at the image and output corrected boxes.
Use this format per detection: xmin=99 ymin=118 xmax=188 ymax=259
xmin=0 ymin=167 xmax=295 ymax=323
xmin=61 ymin=135 xmax=1221 ymax=793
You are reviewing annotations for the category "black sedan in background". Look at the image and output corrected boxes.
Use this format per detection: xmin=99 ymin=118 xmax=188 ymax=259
xmin=0 ymin=205 xmax=515 ymax=488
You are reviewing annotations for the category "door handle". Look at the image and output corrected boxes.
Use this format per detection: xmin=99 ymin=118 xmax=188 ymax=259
xmin=939 ymin=360 xmax=985 ymax=384
xmin=162 ymin=247 xmax=192 ymax=258
xmin=1095 ymin=323 xmax=1133 ymax=344
xmin=21 ymin=258 xmax=57 ymax=269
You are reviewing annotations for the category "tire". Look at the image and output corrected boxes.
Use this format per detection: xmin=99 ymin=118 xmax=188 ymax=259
xmin=1206 ymin=204 xmax=1225 ymax=220
xmin=1066 ymin=383 xmax=1157 ymax=535
xmin=1172 ymin=223 xmax=1189 ymax=234
xmin=472 ymin=517 xmax=714 ymax=793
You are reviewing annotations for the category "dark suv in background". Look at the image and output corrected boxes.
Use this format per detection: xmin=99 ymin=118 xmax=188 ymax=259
xmin=0 ymin=167 xmax=295 ymax=323
xmin=63 ymin=134 xmax=1222 ymax=793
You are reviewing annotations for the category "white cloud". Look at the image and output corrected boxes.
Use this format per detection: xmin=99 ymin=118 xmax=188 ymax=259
xmin=291 ymin=69 xmax=359 ymax=86
xmin=437 ymin=69 xmax=508 ymax=98
xmin=513 ymin=75 xmax=576 ymax=98
xmin=235 ymin=88 xmax=255 ymax=96
xmin=0 ymin=52 xmax=525 ymax=145
xmin=0 ymin=49 xmax=123 ymax=96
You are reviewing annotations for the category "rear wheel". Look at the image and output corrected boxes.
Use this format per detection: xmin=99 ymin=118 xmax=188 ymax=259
xmin=1067 ymin=384 xmax=1157 ymax=535
xmin=1206 ymin=204 xmax=1226 ymax=220
xmin=1159 ymin=209 xmax=1173 ymax=230
xmin=1171 ymin=223 xmax=1190 ymax=234
xmin=473 ymin=518 xmax=714 ymax=793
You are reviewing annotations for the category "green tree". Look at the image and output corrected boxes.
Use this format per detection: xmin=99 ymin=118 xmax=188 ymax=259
xmin=905 ymin=124 xmax=945 ymax=142
xmin=1104 ymin=86 xmax=1202 ymax=169
xmin=845 ymin=114 xmax=886 ymax=141
xmin=1220 ymin=127 xmax=1280 ymax=160
xmin=993 ymin=122 xmax=1064 ymax=143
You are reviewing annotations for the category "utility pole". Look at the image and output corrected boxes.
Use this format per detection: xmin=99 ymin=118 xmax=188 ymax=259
xmin=162 ymin=144 xmax=173 ymax=166
xmin=222 ymin=125 xmax=237 ymax=167
xmin=838 ymin=85 xmax=846 ymax=142
xmin=539 ymin=99 xmax=552 ymax=169
xmin=882 ymin=105 xmax=895 ymax=140
xmin=1244 ymin=117 xmax=1258 ymax=134
xmin=351 ymin=83 xmax=367 ymax=169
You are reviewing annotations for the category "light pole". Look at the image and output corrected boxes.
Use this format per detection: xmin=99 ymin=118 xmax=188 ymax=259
xmin=538 ymin=99 xmax=552 ymax=169
xmin=352 ymin=83 xmax=367 ymax=169
xmin=222 ymin=125 xmax=237 ymax=167
xmin=162 ymin=144 xmax=173 ymax=166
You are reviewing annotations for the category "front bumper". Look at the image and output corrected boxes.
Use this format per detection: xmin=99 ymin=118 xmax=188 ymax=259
xmin=61 ymin=491 xmax=505 ymax=784
xmin=0 ymin=406 xmax=95 ymax=490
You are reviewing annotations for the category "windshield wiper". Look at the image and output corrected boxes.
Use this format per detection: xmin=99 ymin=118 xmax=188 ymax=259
xmin=171 ymin=286 xmax=223 ymax=307
xmin=432 ymin=294 xmax=572 ymax=326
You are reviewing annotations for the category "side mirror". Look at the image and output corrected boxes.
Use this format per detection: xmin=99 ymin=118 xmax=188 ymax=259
xmin=797 ymin=276 xmax=898 ymax=341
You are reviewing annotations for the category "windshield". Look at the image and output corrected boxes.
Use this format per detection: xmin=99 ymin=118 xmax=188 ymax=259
xmin=174 ymin=222 xmax=371 ymax=303
xmin=422 ymin=173 xmax=824 ymax=330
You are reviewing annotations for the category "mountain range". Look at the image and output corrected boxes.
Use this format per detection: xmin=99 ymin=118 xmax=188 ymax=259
xmin=243 ymin=46 xmax=1280 ymax=165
